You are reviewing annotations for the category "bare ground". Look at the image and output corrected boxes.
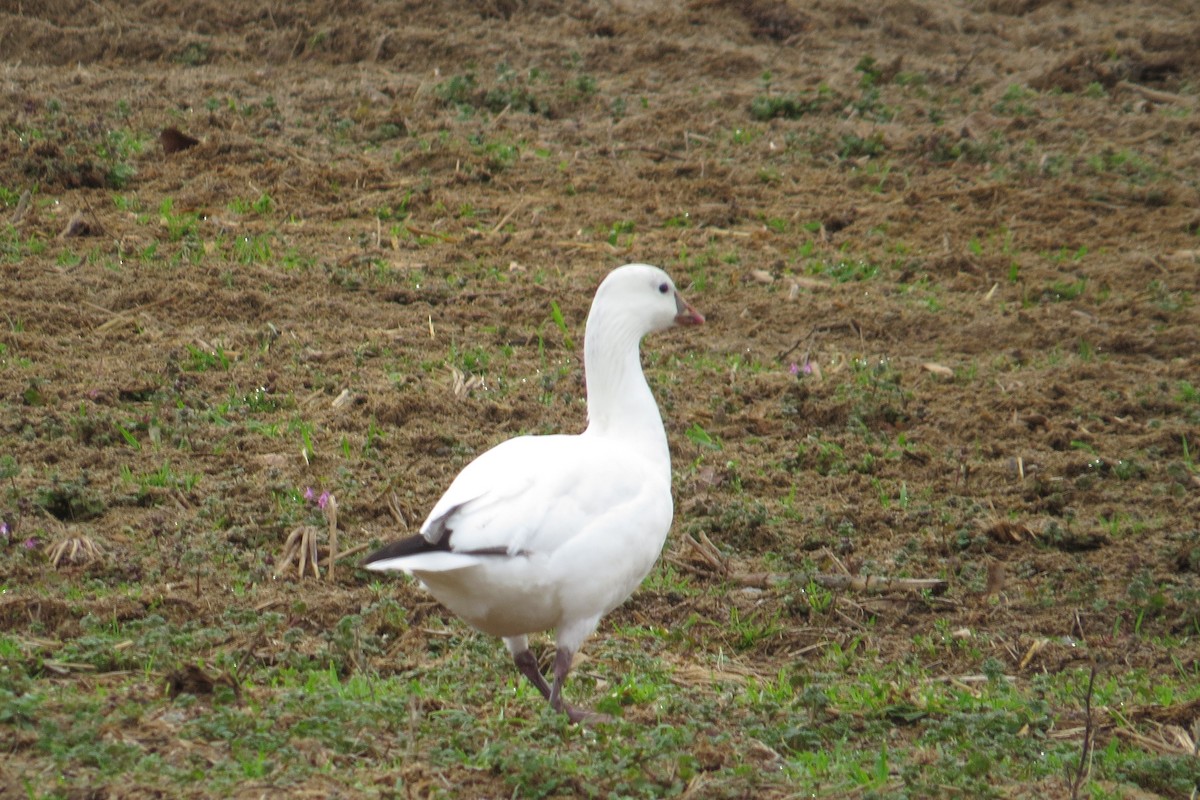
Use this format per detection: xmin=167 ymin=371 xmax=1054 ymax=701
xmin=1 ymin=0 xmax=1199 ymax=797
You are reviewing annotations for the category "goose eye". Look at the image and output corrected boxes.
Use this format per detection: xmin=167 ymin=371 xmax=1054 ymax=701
xmin=657 ymin=282 xmax=669 ymax=294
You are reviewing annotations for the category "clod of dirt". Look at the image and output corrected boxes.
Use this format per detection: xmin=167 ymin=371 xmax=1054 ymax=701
xmin=822 ymin=208 xmax=858 ymax=234
xmin=0 ymin=598 xmax=72 ymax=633
xmin=984 ymin=520 xmax=1036 ymax=544
xmin=1042 ymin=525 xmax=1108 ymax=553
xmin=160 ymin=126 xmax=200 ymax=155
xmin=1020 ymin=413 xmax=1050 ymax=431
xmin=698 ymin=0 xmax=811 ymax=42
xmin=165 ymin=664 xmax=240 ymax=699
xmin=58 ymin=212 xmax=93 ymax=239
xmin=978 ymin=0 xmax=1052 ymax=15
xmin=1032 ymin=45 xmax=1189 ymax=92
xmin=36 ymin=480 xmax=106 ymax=522
xmin=1175 ymin=543 xmax=1200 ymax=574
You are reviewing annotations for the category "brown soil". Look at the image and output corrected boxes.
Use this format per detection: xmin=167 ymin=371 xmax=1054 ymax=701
xmin=2 ymin=0 xmax=1199 ymax=797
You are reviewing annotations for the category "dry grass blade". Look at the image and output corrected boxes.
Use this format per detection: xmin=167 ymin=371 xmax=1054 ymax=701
xmin=276 ymin=526 xmax=322 ymax=579
xmin=448 ymin=365 xmax=483 ymax=399
xmin=819 ymin=573 xmax=947 ymax=594
xmin=668 ymin=664 xmax=751 ymax=688
xmin=48 ymin=535 xmax=105 ymax=569
xmin=303 ymin=527 xmax=319 ymax=579
xmin=1018 ymin=638 xmax=1049 ymax=670
xmin=664 ymin=652 xmax=775 ymax=689
xmin=921 ymin=362 xmax=954 ymax=378
xmin=387 ymin=491 xmax=409 ymax=529
xmin=678 ymin=774 xmax=713 ymax=800
xmin=732 ymin=572 xmax=949 ymax=595
xmin=691 ymin=531 xmax=727 ymax=572
xmin=984 ymin=520 xmax=1037 ymax=543
xmin=1053 ymin=697 xmax=1200 ymax=761
xmin=490 ymin=199 xmax=526 ymax=234
xmin=275 ymin=527 xmax=303 ymax=575
xmin=277 ymin=498 xmax=345 ymax=581
xmin=320 ymin=541 xmax=369 ymax=567
xmin=1117 ymin=80 xmax=1197 ymax=107
xmin=42 ymin=659 xmax=99 ymax=674
xmin=1111 ymin=725 xmax=1197 ymax=756
xmin=404 ymin=224 xmax=456 ymax=243
xmin=818 ymin=545 xmax=852 ymax=576
xmin=325 ymin=494 xmax=339 ymax=582
xmin=665 ymin=532 xmax=728 ymax=578
xmin=10 ymin=188 xmax=31 ymax=224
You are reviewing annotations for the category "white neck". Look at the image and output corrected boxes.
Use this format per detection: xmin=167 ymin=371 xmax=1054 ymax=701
xmin=581 ymin=305 xmax=670 ymax=470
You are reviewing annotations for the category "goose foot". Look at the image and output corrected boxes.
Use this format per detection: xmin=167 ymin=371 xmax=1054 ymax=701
xmin=563 ymin=704 xmax=614 ymax=725
xmin=548 ymin=647 xmax=615 ymax=725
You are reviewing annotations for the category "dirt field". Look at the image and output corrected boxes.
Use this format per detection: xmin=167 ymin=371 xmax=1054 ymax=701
xmin=2 ymin=1 xmax=1199 ymax=798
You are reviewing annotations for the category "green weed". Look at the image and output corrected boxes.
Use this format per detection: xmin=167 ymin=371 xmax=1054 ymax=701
xmin=548 ymin=301 xmax=574 ymax=349
xmin=685 ymin=423 xmax=721 ymax=450
xmin=183 ymin=344 xmax=231 ymax=372
xmin=750 ymin=84 xmax=835 ymax=121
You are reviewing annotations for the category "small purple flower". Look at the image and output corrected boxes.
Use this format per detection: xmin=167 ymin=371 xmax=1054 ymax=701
xmin=789 ymin=360 xmax=814 ymax=376
xmin=23 ymin=536 xmax=40 ymax=550
xmin=0 ymin=521 xmax=9 ymax=539
xmin=317 ymin=491 xmax=331 ymax=510
xmin=303 ymin=486 xmax=315 ymax=502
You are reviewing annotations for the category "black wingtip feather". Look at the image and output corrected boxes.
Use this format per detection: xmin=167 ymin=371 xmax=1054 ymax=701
xmin=361 ymin=534 xmax=448 ymax=566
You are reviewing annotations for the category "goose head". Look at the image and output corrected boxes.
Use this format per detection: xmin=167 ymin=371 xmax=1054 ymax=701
xmin=589 ymin=263 xmax=705 ymax=338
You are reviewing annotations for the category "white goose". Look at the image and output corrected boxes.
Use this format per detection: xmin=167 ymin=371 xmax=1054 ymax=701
xmin=364 ymin=263 xmax=703 ymax=722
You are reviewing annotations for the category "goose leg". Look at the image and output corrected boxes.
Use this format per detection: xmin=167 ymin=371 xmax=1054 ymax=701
xmin=512 ymin=649 xmax=552 ymax=699
xmin=549 ymin=647 xmax=611 ymax=725
xmin=505 ymin=635 xmax=553 ymax=700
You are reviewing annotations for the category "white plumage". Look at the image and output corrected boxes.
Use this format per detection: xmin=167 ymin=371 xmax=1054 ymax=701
xmin=363 ymin=263 xmax=703 ymax=722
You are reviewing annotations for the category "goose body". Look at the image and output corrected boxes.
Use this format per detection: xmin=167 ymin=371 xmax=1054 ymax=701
xmin=363 ymin=263 xmax=703 ymax=721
